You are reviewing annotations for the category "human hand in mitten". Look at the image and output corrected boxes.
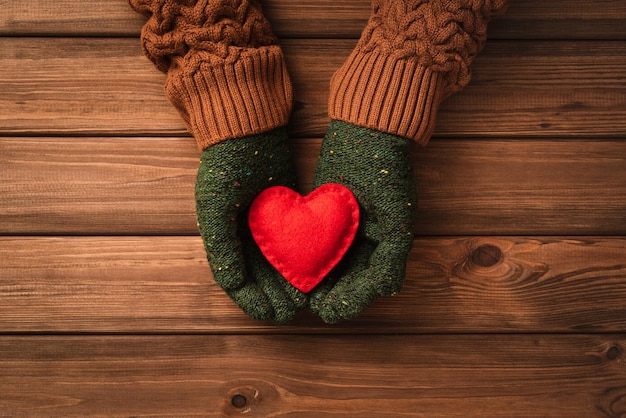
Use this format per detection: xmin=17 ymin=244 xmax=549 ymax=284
xmin=308 ymin=0 xmax=509 ymax=323
xmin=196 ymin=129 xmax=307 ymax=323
xmin=129 ymin=0 xmax=304 ymax=321
xmin=309 ymin=120 xmax=417 ymax=324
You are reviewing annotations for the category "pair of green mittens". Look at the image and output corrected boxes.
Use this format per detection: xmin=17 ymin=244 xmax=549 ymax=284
xmin=131 ymin=0 xmax=507 ymax=323
xmin=196 ymin=121 xmax=416 ymax=323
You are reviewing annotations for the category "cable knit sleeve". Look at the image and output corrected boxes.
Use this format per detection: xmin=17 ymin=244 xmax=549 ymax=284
xmin=329 ymin=0 xmax=508 ymax=145
xmin=129 ymin=0 xmax=293 ymax=149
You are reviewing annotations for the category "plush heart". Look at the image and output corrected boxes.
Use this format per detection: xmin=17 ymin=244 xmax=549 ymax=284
xmin=248 ymin=184 xmax=360 ymax=293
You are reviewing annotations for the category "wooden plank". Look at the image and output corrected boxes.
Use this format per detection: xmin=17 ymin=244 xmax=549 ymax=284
xmin=0 ymin=0 xmax=146 ymax=37
xmin=2 ymin=137 xmax=625 ymax=236
xmin=0 ymin=236 xmax=625 ymax=333
xmin=2 ymin=38 xmax=626 ymax=138
xmin=1 ymin=334 xmax=624 ymax=416
xmin=0 ymin=38 xmax=183 ymax=137
xmin=311 ymin=138 xmax=626 ymax=236
xmin=0 ymin=137 xmax=198 ymax=235
xmin=1 ymin=0 xmax=625 ymax=40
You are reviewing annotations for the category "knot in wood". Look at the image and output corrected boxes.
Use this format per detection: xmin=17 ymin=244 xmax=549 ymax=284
xmin=224 ymin=380 xmax=274 ymax=414
xmin=231 ymin=394 xmax=247 ymax=408
xmin=470 ymin=244 xmax=503 ymax=268
xmin=607 ymin=345 xmax=622 ymax=361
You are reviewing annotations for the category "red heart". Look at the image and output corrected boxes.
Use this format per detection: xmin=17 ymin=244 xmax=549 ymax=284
xmin=248 ymin=184 xmax=360 ymax=293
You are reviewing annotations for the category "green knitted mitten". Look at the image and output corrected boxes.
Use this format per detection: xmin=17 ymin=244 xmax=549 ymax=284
xmin=310 ymin=120 xmax=417 ymax=324
xmin=196 ymin=128 xmax=307 ymax=323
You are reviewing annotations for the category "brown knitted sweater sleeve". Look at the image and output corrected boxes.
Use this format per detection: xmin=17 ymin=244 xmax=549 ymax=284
xmin=129 ymin=0 xmax=293 ymax=149
xmin=329 ymin=0 xmax=508 ymax=145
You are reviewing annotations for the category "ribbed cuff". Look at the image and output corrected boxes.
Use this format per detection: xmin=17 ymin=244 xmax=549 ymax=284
xmin=329 ymin=49 xmax=445 ymax=146
xmin=165 ymin=45 xmax=293 ymax=149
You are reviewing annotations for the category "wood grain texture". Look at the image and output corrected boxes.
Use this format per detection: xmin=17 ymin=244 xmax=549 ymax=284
xmin=2 ymin=2 xmax=626 ymax=416
xmin=1 ymin=0 xmax=625 ymax=40
xmin=0 ymin=137 xmax=198 ymax=235
xmin=1 ymin=236 xmax=624 ymax=333
xmin=2 ymin=137 xmax=625 ymax=235
xmin=1 ymin=334 xmax=624 ymax=416
xmin=2 ymin=38 xmax=626 ymax=138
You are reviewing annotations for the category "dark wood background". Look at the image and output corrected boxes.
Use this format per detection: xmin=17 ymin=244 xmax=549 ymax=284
xmin=1 ymin=1 xmax=625 ymax=416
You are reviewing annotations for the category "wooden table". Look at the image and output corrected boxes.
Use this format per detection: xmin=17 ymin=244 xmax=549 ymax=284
xmin=1 ymin=1 xmax=625 ymax=416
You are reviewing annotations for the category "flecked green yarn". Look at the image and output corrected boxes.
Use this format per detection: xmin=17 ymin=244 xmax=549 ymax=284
xmin=195 ymin=128 xmax=307 ymax=323
xmin=310 ymin=120 xmax=417 ymax=324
